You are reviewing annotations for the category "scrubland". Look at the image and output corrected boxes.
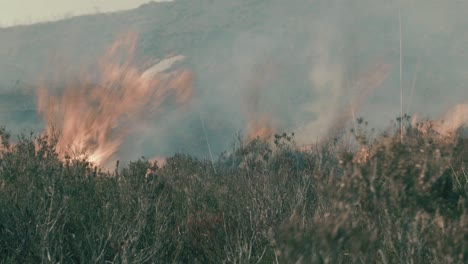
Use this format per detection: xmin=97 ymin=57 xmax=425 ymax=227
xmin=0 ymin=119 xmax=466 ymax=263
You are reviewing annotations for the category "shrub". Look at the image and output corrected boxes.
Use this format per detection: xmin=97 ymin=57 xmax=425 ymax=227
xmin=0 ymin=122 xmax=466 ymax=263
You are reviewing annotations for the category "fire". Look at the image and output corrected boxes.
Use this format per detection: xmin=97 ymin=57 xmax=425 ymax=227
xmin=244 ymin=62 xmax=279 ymax=141
xmin=149 ymin=156 xmax=167 ymax=167
xmin=246 ymin=115 xmax=274 ymax=141
xmin=412 ymin=104 xmax=468 ymax=136
xmin=37 ymin=32 xmax=193 ymax=167
xmin=435 ymin=104 xmax=468 ymax=135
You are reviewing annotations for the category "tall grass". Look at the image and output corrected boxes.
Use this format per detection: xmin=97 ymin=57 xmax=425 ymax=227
xmin=0 ymin=120 xmax=466 ymax=263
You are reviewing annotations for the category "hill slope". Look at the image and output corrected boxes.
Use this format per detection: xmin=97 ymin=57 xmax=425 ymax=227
xmin=0 ymin=0 xmax=467 ymax=160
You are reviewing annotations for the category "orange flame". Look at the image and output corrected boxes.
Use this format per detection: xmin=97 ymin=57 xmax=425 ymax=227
xmin=244 ymin=62 xmax=279 ymax=142
xmin=246 ymin=115 xmax=274 ymax=141
xmin=412 ymin=104 xmax=468 ymax=137
xmin=37 ymin=32 xmax=193 ymax=166
xmin=149 ymin=156 xmax=167 ymax=167
xmin=435 ymin=104 xmax=468 ymax=135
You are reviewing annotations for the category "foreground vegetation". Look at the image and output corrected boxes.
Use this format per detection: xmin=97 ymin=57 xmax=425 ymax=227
xmin=0 ymin=120 xmax=466 ymax=263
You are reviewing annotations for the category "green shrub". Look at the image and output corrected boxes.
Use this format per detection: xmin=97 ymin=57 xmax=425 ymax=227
xmin=0 ymin=122 xmax=466 ymax=263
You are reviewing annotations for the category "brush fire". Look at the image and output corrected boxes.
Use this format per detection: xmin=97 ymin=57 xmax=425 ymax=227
xmin=37 ymin=33 xmax=193 ymax=167
xmin=31 ymin=32 xmax=468 ymax=169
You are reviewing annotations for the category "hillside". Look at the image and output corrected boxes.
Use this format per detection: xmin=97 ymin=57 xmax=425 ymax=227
xmin=0 ymin=0 xmax=467 ymax=161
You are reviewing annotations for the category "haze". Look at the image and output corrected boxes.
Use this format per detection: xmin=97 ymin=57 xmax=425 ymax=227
xmin=0 ymin=0 xmax=171 ymax=26
xmin=0 ymin=0 xmax=467 ymax=164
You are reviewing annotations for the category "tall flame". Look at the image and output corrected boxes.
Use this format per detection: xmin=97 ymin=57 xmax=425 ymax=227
xmin=245 ymin=62 xmax=278 ymax=142
xmin=37 ymin=32 xmax=193 ymax=166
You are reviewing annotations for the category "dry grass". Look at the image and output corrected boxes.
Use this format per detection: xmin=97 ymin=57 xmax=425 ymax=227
xmin=0 ymin=119 xmax=466 ymax=263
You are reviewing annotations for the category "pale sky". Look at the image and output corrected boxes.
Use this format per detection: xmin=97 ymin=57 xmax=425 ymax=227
xmin=0 ymin=0 xmax=171 ymax=26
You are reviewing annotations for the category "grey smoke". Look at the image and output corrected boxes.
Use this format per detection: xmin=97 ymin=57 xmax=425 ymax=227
xmin=0 ymin=0 xmax=467 ymax=163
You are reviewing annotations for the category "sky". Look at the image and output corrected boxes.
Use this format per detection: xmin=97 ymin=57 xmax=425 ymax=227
xmin=0 ymin=0 xmax=171 ymax=26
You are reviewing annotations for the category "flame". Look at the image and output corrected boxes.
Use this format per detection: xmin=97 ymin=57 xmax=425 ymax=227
xmin=37 ymin=32 xmax=193 ymax=166
xmin=149 ymin=156 xmax=167 ymax=167
xmin=244 ymin=62 xmax=279 ymax=141
xmin=246 ymin=115 xmax=274 ymax=141
xmin=412 ymin=104 xmax=468 ymax=136
xmin=435 ymin=104 xmax=468 ymax=135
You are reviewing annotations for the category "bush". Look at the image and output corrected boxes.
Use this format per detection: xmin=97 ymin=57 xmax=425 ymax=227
xmin=0 ymin=122 xmax=466 ymax=263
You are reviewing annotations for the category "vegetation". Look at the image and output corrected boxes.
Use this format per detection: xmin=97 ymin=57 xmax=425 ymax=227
xmin=0 ymin=120 xmax=466 ymax=263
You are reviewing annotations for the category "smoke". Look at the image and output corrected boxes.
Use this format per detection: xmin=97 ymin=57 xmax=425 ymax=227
xmin=296 ymin=20 xmax=347 ymax=143
xmin=0 ymin=0 xmax=468 ymax=164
